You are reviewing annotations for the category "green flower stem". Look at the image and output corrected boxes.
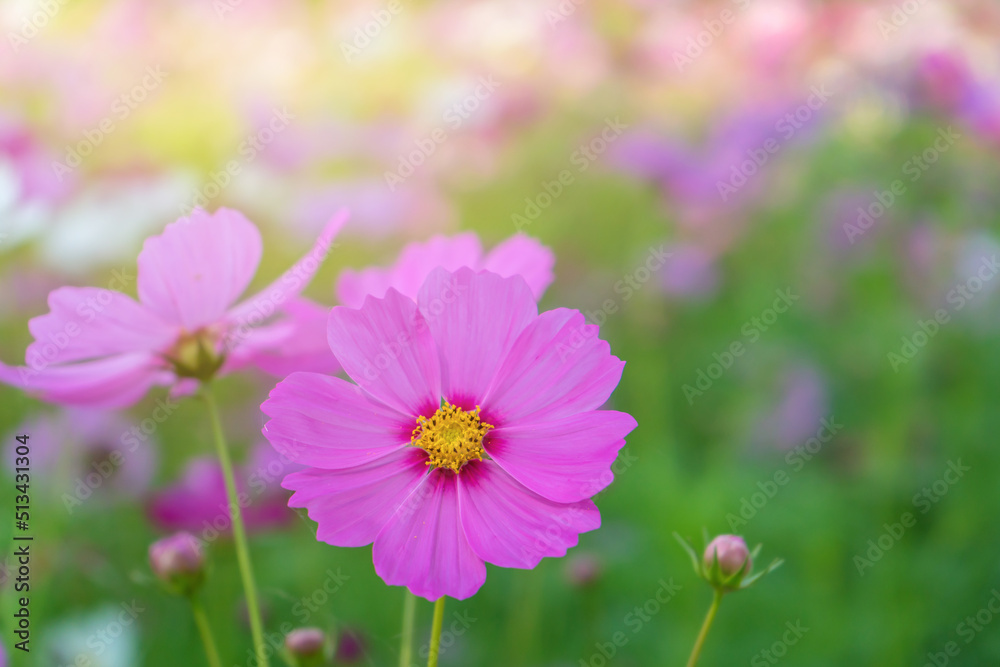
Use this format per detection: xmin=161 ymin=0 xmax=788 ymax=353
xmin=400 ymin=590 xmax=418 ymax=667
xmin=190 ymin=596 xmax=223 ymax=667
xmin=685 ymin=589 xmax=724 ymax=667
xmin=427 ymin=596 xmax=446 ymax=667
xmin=202 ymin=385 xmax=269 ymax=667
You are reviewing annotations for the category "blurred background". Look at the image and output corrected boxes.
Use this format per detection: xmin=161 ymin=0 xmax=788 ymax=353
xmin=1 ymin=0 xmax=1000 ymax=665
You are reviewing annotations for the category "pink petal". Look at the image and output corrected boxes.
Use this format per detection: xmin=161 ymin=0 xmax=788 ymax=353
xmin=458 ymin=460 xmax=599 ymax=569
xmin=223 ymin=298 xmax=339 ymax=377
xmin=13 ymin=352 xmax=170 ymax=408
xmin=26 ymin=287 xmax=177 ymax=366
xmin=373 ymin=470 xmax=486 ymax=600
xmin=336 ymin=232 xmax=482 ymax=308
xmin=137 ymin=208 xmax=264 ymax=330
xmin=228 ymin=209 xmax=348 ymax=323
xmin=480 ymin=234 xmax=555 ymax=300
xmin=327 ymin=289 xmax=441 ymax=417
xmin=417 ymin=267 xmax=536 ymax=408
xmin=284 ymin=447 xmax=429 ymax=547
xmin=486 ymin=410 xmax=637 ymax=503
xmin=262 ymin=372 xmax=413 ymax=470
xmin=484 ymin=309 xmax=625 ymax=424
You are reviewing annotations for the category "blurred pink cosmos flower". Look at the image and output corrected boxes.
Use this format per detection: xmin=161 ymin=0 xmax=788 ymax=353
xmin=263 ymin=267 xmax=636 ymax=600
xmin=0 ymin=208 xmax=347 ymax=408
xmin=335 ymin=232 xmax=554 ymax=308
xmin=148 ymin=442 xmax=297 ymax=535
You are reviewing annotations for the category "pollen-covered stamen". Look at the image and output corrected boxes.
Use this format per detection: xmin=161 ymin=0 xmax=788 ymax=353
xmin=411 ymin=401 xmax=494 ymax=472
xmin=164 ymin=327 xmax=226 ymax=381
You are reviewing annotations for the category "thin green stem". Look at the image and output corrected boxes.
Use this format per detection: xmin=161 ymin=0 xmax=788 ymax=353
xmin=685 ymin=589 xmax=724 ymax=667
xmin=427 ymin=596 xmax=446 ymax=667
xmin=400 ymin=590 xmax=418 ymax=667
xmin=190 ymin=597 xmax=223 ymax=667
xmin=202 ymin=385 xmax=269 ymax=667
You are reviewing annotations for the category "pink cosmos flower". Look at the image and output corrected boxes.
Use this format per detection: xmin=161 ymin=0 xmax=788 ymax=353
xmin=148 ymin=442 xmax=298 ymax=535
xmin=263 ymin=267 xmax=636 ymax=600
xmin=335 ymin=232 xmax=554 ymax=308
xmin=0 ymin=208 xmax=347 ymax=408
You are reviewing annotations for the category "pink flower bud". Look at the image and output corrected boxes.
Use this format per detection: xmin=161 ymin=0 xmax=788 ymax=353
xmin=149 ymin=532 xmax=204 ymax=596
xmin=703 ymin=535 xmax=751 ymax=578
xmin=285 ymin=627 xmax=327 ymax=663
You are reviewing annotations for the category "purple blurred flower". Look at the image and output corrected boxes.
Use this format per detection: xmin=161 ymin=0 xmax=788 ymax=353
xmin=610 ymin=104 xmax=809 ymax=227
xmin=658 ymin=243 xmax=719 ymax=299
xmin=148 ymin=442 xmax=298 ymax=535
xmin=913 ymin=51 xmax=976 ymax=114
xmin=334 ymin=627 xmax=367 ymax=664
xmin=757 ymin=364 xmax=828 ymax=451
xmin=912 ymin=50 xmax=1000 ymax=147
xmin=4 ymin=409 xmax=156 ymax=508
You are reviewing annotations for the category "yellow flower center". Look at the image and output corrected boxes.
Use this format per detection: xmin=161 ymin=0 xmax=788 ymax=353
xmin=411 ymin=401 xmax=494 ymax=472
xmin=165 ymin=328 xmax=226 ymax=381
